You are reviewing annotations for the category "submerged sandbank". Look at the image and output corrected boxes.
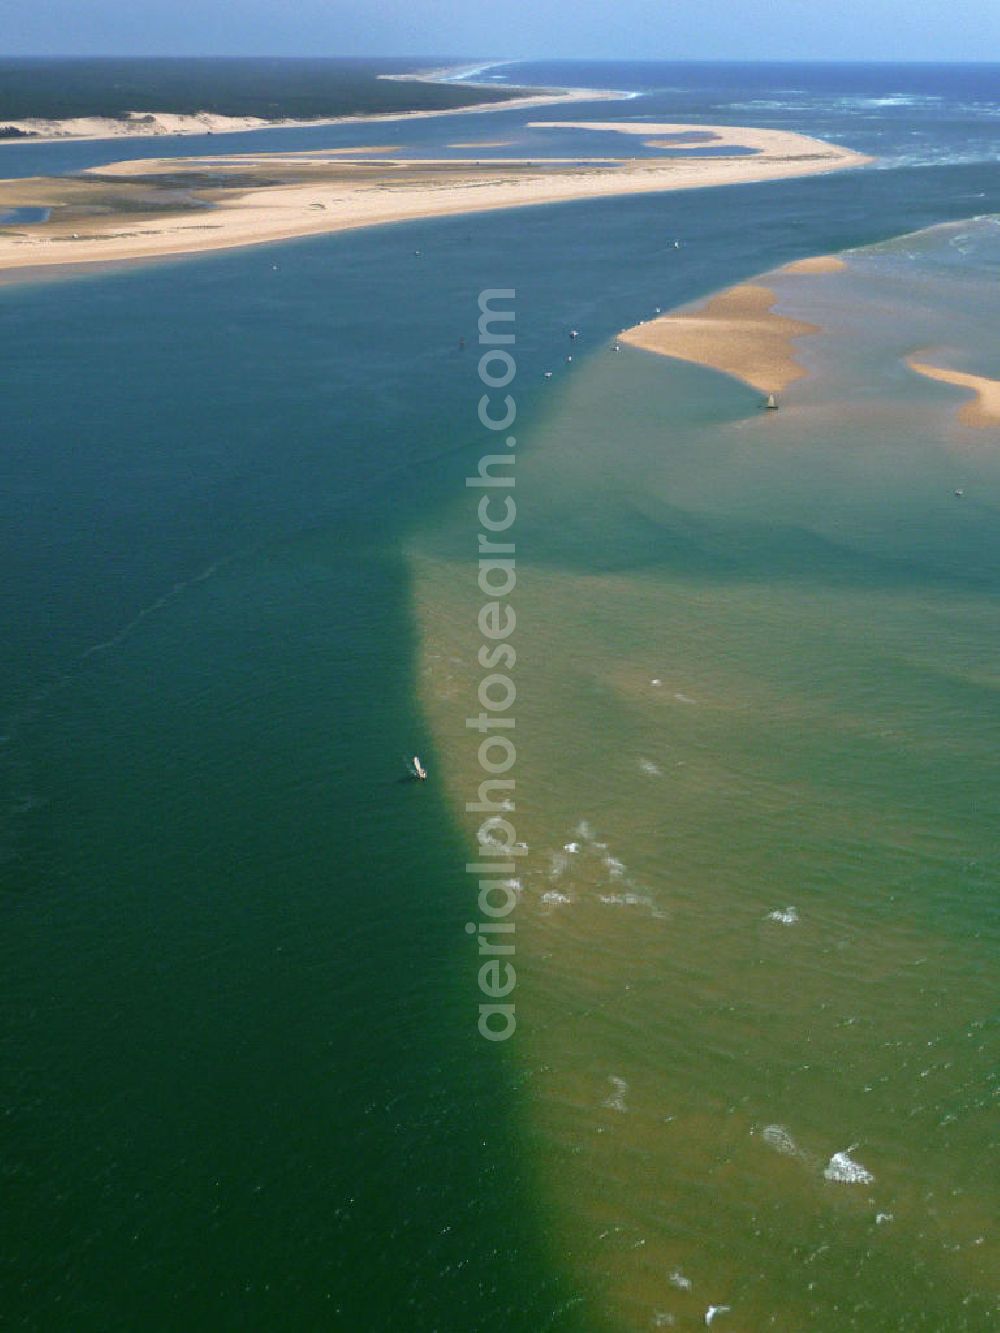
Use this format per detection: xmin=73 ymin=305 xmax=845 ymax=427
xmin=0 ymin=124 xmax=868 ymax=276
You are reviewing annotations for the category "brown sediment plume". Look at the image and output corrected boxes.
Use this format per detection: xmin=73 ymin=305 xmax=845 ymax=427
xmin=619 ymin=283 xmax=820 ymax=395
xmin=906 ymin=355 xmax=1000 ymax=428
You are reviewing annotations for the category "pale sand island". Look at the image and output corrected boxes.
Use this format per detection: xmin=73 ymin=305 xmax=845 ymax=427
xmin=619 ymin=280 xmax=823 ymax=394
xmin=0 ymin=122 xmax=869 ymax=275
xmin=906 ymin=355 xmax=1000 ymax=428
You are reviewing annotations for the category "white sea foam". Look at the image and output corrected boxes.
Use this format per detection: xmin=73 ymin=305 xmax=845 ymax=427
xmin=824 ymin=1148 xmax=874 ymax=1185
xmin=563 ymin=841 xmax=581 ymax=853
xmin=639 ymin=758 xmax=662 ymax=776
xmin=604 ymin=854 xmax=626 ymax=879
xmin=599 ymin=891 xmax=651 ymax=908
xmin=438 ymin=61 xmax=506 ymax=83
xmin=668 ymin=1269 xmax=693 ymax=1291
xmin=767 ymin=906 xmax=799 ymax=925
xmin=761 ymin=1124 xmax=799 ymax=1156
xmin=541 ymin=889 xmax=572 ymax=906
xmin=479 ymin=828 xmax=528 ymax=855
xmin=729 ymin=92 xmax=943 ymax=114
xmin=603 ymin=1075 xmax=629 ymax=1112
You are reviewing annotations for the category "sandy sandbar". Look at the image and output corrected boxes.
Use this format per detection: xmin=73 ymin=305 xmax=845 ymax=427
xmin=619 ymin=283 xmax=821 ymax=394
xmin=779 ymin=255 xmax=848 ymax=274
xmin=528 ymin=119 xmax=864 ymax=162
xmin=907 ymin=355 xmax=1000 ymax=428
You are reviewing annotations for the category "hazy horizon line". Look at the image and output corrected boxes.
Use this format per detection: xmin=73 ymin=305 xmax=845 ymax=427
xmin=3 ymin=53 xmax=1000 ymax=65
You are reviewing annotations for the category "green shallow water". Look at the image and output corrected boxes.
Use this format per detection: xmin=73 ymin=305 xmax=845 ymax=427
xmin=410 ymin=222 xmax=999 ymax=1329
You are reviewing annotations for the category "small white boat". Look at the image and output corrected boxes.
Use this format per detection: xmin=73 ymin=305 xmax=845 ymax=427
xmin=412 ymin=755 xmax=428 ymax=781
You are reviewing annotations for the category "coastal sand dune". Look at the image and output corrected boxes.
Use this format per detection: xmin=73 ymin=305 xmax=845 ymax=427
xmin=0 ymin=111 xmax=306 ymax=142
xmin=619 ymin=283 xmax=820 ymax=394
xmin=906 ymin=355 xmax=1000 ymax=428
xmin=0 ymin=124 xmax=868 ymax=276
xmin=0 ymin=86 xmax=624 ymax=147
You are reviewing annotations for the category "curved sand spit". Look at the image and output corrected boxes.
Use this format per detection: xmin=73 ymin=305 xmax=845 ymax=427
xmin=0 ymin=86 xmax=624 ymax=146
xmin=0 ymin=120 xmax=869 ymax=275
xmin=907 ymin=355 xmax=1000 ymax=428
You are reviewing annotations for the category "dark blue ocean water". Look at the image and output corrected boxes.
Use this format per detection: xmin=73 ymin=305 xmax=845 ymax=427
xmin=1 ymin=62 xmax=998 ymax=1332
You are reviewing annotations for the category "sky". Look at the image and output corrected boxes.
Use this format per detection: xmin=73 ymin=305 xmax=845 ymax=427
xmin=1 ymin=0 xmax=999 ymax=62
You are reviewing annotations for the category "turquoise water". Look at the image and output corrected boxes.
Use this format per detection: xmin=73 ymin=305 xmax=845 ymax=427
xmin=2 ymin=65 xmax=999 ymax=1330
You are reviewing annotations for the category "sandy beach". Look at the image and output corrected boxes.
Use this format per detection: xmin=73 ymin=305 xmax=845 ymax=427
xmin=0 ymin=122 xmax=869 ymax=275
xmin=907 ymin=355 xmax=1000 ymax=427
xmin=0 ymin=85 xmax=623 ymax=147
xmin=619 ymin=281 xmax=821 ymax=394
